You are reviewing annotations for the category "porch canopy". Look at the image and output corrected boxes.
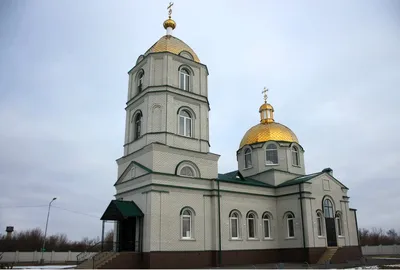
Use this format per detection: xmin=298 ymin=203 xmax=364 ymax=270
xmin=100 ymin=200 xmax=144 ymax=221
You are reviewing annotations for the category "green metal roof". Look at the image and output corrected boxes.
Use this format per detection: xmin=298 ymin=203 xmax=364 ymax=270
xmin=276 ymin=172 xmax=323 ymax=188
xmin=100 ymin=200 xmax=144 ymax=220
xmin=217 ymin=171 xmax=274 ymax=188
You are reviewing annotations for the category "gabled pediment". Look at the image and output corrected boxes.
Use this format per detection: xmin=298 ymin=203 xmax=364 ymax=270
xmin=114 ymin=161 xmax=152 ymax=186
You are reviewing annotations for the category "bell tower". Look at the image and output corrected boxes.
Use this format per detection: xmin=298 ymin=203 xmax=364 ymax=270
xmin=115 ymin=3 xmax=219 ymax=181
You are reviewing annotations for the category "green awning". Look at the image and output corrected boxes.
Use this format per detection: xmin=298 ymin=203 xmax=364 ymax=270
xmin=100 ymin=200 xmax=144 ymax=220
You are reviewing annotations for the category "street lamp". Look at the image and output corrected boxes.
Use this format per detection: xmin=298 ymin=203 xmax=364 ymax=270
xmin=40 ymin=197 xmax=57 ymax=265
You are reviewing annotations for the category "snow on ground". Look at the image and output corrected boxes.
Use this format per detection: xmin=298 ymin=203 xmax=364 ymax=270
xmin=13 ymin=265 xmax=76 ymax=269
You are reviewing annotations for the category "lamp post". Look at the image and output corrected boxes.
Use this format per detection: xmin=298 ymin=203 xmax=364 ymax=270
xmin=40 ymin=197 xmax=57 ymax=265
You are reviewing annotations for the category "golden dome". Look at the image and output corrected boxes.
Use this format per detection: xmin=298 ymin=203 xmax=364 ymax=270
xmin=239 ymin=122 xmax=299 ymax=148
xmin=163 ymin=18 xmax=176 ymax=30
xmin=144 ymin=35 xmax=200 ymax=63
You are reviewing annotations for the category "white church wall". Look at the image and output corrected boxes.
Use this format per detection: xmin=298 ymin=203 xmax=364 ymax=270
xmin=309 ymin=174 xmax=356 ymax=247
xmin=128 ymin=58 xmax=149 ymax=98
xmin=115 ymin=174 xmax=152 ymax=195
xmin=152 ymin=146 xmax=218 ymax=179
xmin=147 ymin=188 xmax=211 ymax=252
xmin=147 ymin=93 xmax=167 ymax=133
xmin=118 ymin=164 xmax=151 ymax=184
xmin=219 ymin=192 xmax=279 ymax=250
xmin=348 ymin=210 xmax=359 ymax=246
xmin=116 ymin=148 xmax=153 ymax=179
xmin=238 ymin=142 xmax=306 ymax=183
xmin=276 ymin=195 xmax=304 ymax=249
xmin=284 ymin=144 xmax=306 ymax=176
xmin=151 ymin=56 xmax=164 ymax=86
xmin=218 ymin=182 xmax=275 ymax=197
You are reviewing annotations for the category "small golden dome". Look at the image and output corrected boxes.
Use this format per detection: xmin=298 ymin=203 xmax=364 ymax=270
xmin=259 ymin=103 xmax=273 ymax=112
xmin=144 ymin=35 xmax=200 ymax=62
xmin=240 ymin=87 xmax=299 ymax=148
xmin=163 ymin=18 xmax=176 ymax=30
xmin=239 ymin=122 xmax=299 ymax=148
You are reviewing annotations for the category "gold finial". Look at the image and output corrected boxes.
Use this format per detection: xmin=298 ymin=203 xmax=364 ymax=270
xmin=259 ymin=87 xmax=274 ymax=124
xmin=163 ymin=2 xmax=176 ymax=31
xmin=262 ymin=87 xmax=268 ymax=104
xmin=167 ymin=2 xmax=174 ymax=18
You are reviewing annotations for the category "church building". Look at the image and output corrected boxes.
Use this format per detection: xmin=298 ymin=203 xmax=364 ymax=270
xmin=96 ymin=5 xmax=362 ymax=269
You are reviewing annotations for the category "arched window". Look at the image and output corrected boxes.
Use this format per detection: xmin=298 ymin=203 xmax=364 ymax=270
xmin=178 ymin=110 xmax=192 ymax=137
xmin=137 ymin=70 xmax=144 ymax=93
xmin=180 ymin=166 xmax=194 ymax=177
xmin=244 ymin=148 xmax=252 ymax=168
xmin=246 ymin=212 xmax=257 ymax=239
xmin=262 ymin=212 xmax=272 ymax=239
xmin=292 ymin=146 xmax=300 ymax=166
xmin=180 ymin=208 xmax=193 ymax=239
xmin=179 ymin=68 xmax=190 ymax=91
xmin=134 ymin=112 xmax=142 ymax=140
xmin=335 ymin=212 xmax=343 ymax=236
xmin=266 ymin=144 xmax=278 ymax=165
xmin=317 ymin=211 xmax=324 ymax=236
xmin=323 ymin=199 xmax=334 ymax=218
xmin=286 ymin=213 xmax=295 ymax=238
xmin=229 ymin=211 xmax=240 ymax=239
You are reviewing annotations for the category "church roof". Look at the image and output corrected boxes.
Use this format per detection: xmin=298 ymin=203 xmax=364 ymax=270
xmin=100 ymin=200 xmax=144 ymax=221
xmin=218 ymin=171 xmax=274 ymax=188
xmin=276 ymin=172 xmax=323 ymax=188
xmin=219 ymin=169 xmax=349 ymax=189
xmin=144 ymin=35 xmax=200 ymax=63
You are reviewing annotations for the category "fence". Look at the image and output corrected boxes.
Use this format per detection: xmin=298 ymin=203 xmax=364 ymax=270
xmin=0 ymin=251 xmax=97 ymax=263
xmin=362 ymin=245 xmax=400 ymax=256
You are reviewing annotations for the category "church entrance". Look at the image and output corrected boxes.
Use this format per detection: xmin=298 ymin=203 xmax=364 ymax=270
xmin=323 ymin=198 xmax=337 ymax=247
xmin=325 ymin=218 xmax=337 ymax=246
xmin=118 ymin=217 xmax=136 ymax=251
xmin=100 ymin=200 xmax=144 ymax=253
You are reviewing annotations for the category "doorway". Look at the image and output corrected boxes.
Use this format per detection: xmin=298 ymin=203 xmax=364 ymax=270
xmin=118 ymin=217 xmax=136 ymax=251
xmin=323 ymin=198 xmax=337 ymax=247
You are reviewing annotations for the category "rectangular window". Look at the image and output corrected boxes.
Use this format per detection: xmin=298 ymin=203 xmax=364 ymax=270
xmin=263 ymin=219 xmax=270 ymax=238
xmin=186 ymin=118 xmax=192 ymax=137
xmin=180 ymin=75 xmax=185 ymax=90
xmin=231 ymin=219 xmax=238 ymax=238
xmin=266 ymin=151 xmax=278 ymax=164
xmin=288 ymin=219 xmax=294 ymax=238
xmin=317 ymin=217 xmax=323 ymax=236
xmin=179 ymin=116 xmax=185 ymax=135
xmin=185 ymin=75 xmax=189 ymax=91
xmin=182 ymin=217 xmax=191 ymax=238
xmin=336 ymin=218 xmax=342 ymax=236
xmin=248 ymin=219 xmax=255 ymax=238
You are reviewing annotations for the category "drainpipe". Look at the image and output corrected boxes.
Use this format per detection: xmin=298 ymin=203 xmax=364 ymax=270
xmin=299 ymin=184 xmax=307 ymax=261
xmin=217 ymin=179 xmax=222 ymax=267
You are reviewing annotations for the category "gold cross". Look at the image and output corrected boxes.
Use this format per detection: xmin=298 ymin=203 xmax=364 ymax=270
xmin=262 ymin=87 xmax=269 ymax=103
xmin=167 ymin=2 xmax=174 ymax=17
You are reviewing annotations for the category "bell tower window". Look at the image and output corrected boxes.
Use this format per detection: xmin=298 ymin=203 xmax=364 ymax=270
xmin=178 ymin=109 xmax=192 ymax=137
xmin=179 ymin=68 xmax=190 ymax=91
xmin=133 ymin=112 xmax=142 ymax=140
xmin=137 ymin=70 xmax=144 ymax=93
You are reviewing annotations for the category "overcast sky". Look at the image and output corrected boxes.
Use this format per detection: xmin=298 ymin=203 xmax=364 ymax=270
xmin=0 ymin=0 xmax=399 ymax=241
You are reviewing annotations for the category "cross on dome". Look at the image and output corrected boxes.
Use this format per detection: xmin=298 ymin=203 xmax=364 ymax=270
xmin=163 ymin=2 xmax=176 ymax=35
xmin=262 ymin=87 xmax=269 ymax=104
